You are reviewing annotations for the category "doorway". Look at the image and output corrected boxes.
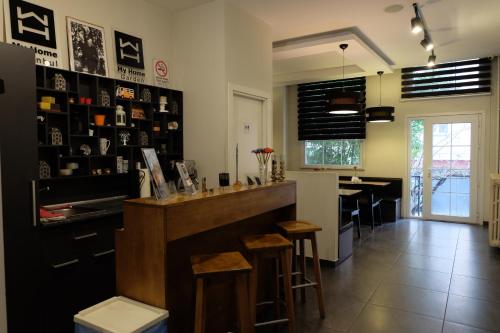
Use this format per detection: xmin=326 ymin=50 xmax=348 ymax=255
xmin=408 ymin=114 xmax=480 ymax=223
xmin=227 ymin=84 xmax=272 ymax=183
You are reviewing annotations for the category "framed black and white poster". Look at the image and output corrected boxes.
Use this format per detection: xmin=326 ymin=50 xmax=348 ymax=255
xmin=114 ymin=30 xmax=144 ymax=69
xmin=3 ymin=0 xmax=61 ymax=67
xmin=113 ymin=30 xmax=146 ymax=83
xmin=66 ymin=17 xmax=108 ymax=76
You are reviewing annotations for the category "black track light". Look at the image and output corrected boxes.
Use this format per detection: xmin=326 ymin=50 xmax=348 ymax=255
xmin=411 ymin=16 xmax=423 ymax=34
xmin=420 ymin=36 xmax=434 ymax=51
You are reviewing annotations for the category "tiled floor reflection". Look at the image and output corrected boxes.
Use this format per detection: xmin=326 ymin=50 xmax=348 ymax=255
xmin=273 ymin=219 xmax=500 ymax=333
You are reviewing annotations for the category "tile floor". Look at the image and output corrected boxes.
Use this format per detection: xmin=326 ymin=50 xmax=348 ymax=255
xmin=282 ymin=219 xmax=500 ymax=333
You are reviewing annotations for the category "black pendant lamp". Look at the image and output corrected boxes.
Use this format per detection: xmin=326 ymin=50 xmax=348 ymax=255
xmin=366 ymin=71 xmax=394 ymax=123
xmin=327 ymin=44 xmax=363 ymax=115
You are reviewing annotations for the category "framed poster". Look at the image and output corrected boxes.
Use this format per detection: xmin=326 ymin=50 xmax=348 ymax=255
xmin=66 ymin=17 xmax=108 ymax=76
xmin=113 ymin=30 xmax=146 ymax=83
xmin=141 ymin=148 xmax=171 ymax=200
xmin=3 ymin=0 xmax=61 ymax=67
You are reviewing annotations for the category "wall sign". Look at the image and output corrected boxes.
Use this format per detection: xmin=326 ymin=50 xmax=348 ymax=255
xmin=114 ymin=30 xmax=146 ymax=83
xmin=3 ymin=0 xmax=60 ymax=67
xmin=153 ymin=58 xmax=169 ymax=88
xmin=67 ymin=17 xmax=108 ymax=76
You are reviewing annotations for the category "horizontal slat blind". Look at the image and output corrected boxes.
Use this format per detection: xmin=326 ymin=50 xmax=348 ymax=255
xmin=401 ymin=58 xmax=491 ymax=99
xmin=297 ymin=77 xmax=366 ymax=140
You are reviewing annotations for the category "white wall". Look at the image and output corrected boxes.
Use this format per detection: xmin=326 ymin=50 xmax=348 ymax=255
xmin=173 ymin=0 xmax=272 ymax=187
xmin=0 ymin=0 xmax=178 ymax=88
xmin=283 ymin=61 xmax=499 ymax=221
xmin=272 ymin=86 xmax=286 ymax=157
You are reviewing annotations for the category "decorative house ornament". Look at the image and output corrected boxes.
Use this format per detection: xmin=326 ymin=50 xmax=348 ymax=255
xmin=52 ymin=73 xmax=66 ymax=91
xmin=119 ymin=131 xmax=131 ymax=145
xmin=116 ymin=86 xmax=135 ymax=99
xmin=39 ymin=161 xmax=51 ymax=179
xmin=139 ymin=131 xmax=149 ymax=146
xmin=116 ymin=105 xmax=126 ymax=126
xmin=99 ymin=89 xmax=111 ymax=107
xmin=141 ymin=88 xmax=152 ymax=103
xmin=159 ymin=95 xmax=167 ymax=112
xmin=49 ymin=127 xmax=63 ymax=145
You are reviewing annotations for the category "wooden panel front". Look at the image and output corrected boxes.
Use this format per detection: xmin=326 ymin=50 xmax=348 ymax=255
xmin=166 ymin=182 xmax=296 ymax=241
xmin=116 ymin=205 xmax=167 ymax=308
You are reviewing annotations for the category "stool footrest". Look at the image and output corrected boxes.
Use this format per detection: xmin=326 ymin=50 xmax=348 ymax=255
xmin=255 ymin=318 xmax=289 ymax=327
xmin=292 ymin=281 xmax=317 ymax=289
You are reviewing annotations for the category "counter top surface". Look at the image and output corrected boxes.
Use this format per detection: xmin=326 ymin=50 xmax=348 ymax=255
xmin=125 ymin=181 xmax=295 ymax=208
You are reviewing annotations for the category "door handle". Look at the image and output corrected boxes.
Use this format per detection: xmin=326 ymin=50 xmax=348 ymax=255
xmin=52 ymin=259 xmax=79 ymax=269
xmin=31 ymin=180 xmax=37 ymax=227
xmin=74 ymin=232 xmax=98 ymax=240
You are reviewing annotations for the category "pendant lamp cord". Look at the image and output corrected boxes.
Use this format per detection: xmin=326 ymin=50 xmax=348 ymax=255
xmin=342 ymin=48 xmax=345 ymax=91
xmin=379 ymin=73 xmax=382 ymax=106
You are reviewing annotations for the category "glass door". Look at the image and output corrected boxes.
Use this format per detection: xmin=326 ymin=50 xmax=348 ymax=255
xmin=408 ymin=115 xmax=479 ymax=223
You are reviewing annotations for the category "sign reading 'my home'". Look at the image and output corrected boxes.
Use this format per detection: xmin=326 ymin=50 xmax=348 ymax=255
xmin=3 ymin=0 xmax=61 ymax=67
xmin=114 ymin=30 xmax=146 ymax=83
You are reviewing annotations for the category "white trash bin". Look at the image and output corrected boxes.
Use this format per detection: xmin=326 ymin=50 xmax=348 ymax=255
xmin=74 ymin=296 xmax=169 ymax=333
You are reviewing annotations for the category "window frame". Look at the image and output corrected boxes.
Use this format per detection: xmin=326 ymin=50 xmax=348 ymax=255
xmin=300 ymin=139 xmax=365 ymax=170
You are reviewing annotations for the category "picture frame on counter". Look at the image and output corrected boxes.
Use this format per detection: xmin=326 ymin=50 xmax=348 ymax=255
xmin=142 ymin=148 xmax=171 ymax=200
xmin=66 ymin=16 xmax=108 ymax=76
xmin=176 ymin=161 xmax=197 ymax=195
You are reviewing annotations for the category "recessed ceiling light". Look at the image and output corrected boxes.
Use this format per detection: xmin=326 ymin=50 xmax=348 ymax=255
xmin=384 ymin=4 xmax=404 ymax=13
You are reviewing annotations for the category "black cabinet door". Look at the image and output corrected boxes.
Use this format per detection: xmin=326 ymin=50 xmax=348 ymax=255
xmin=0 ymin=43 xmax=42 ymax=332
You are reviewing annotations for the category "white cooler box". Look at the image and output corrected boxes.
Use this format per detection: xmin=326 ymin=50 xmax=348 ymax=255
xmin=74 ymin=297 xmax=169 ymax=333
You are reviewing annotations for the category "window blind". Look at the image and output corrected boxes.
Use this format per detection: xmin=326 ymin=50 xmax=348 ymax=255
xmin=401 ymin=58 xmax=491 ymax=99
xmin=297 ymin=77 xmax=366 ymax=141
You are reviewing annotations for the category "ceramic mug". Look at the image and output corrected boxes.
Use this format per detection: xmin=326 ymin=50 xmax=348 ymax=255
xmin=99 ymin=138 xmax=111 ymax=155
xmin=95 ymin=115 xmax=105 ymax=126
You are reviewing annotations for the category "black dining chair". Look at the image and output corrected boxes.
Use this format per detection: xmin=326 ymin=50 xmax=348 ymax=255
xmin=359 ymin=193 xmax=383 ymax=230
xmin=342 ymin=198 xmax=362 ymax=239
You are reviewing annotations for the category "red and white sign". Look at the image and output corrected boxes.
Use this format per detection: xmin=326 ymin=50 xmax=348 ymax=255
xmin=153 ymin=58 xmax=169 ymax=87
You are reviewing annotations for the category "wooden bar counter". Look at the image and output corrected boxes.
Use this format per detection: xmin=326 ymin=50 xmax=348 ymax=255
xmin=116 ymin=181 xmax=296 ymax=333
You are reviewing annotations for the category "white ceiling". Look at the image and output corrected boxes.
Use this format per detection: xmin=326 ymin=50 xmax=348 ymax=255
xmin=144 ymin=0 xmax=213 ymax=12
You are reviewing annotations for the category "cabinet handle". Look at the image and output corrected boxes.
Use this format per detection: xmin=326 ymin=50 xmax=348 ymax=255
xmin=93 ymin=249 xmax=115 ymax=258
xmin=52 ymin=259 xmax=79 ymax=269
xmin=74 ymin=232 xmax=98 ymax=240
xmin=116 ymin=228 xmax=125 ymax=232
xmin=31 ymin=180 xmax=37 ymax=227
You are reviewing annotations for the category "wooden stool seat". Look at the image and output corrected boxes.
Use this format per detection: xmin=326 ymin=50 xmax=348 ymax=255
xmin=241 ymin=233 xmax=295 ymax=333
xmin=191 ymin=251 xmax=252 ymax=277
xmin=278 ymin=220 xmax=322 ymax=234
xmin=278 ymin=220 xmax=326 ymax=319
xmin=191 ymin=251 xmax=253 ymax=333
xmin=241 ymin=233 xmax=292 ymax=252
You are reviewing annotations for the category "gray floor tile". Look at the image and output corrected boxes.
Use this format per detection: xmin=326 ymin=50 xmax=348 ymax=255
xmin=348 ymin=304 xmax=443 ymax=333
xmin=370 ymin=282 xmax=448 ymax=319
xmin=443 ymin=321 xmax=494 ymax=333
xmin=385 ymin=266 xmax=451 ymax=292
xmin=445 ymin=294 xmax=500 ymax=332
xmin=450 ymin=274 xmax=500 ymax=303
xmin=395 ymin=253 xmax=454 ymax=273
xmin=405 ymin=242 xmax=456 ymax=259
xmin=453 ymin=258 xmax=500 ymax=280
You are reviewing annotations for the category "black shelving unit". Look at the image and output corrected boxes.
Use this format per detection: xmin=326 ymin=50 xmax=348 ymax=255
xmin=36 ymin=65 xmax=184 ymax=203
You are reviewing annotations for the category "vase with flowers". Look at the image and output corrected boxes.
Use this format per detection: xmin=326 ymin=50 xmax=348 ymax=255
xmin=252 ymin=147 xmax=274 ymax=184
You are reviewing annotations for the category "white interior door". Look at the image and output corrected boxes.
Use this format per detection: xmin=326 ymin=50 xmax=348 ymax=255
xmin=422 ymin=115 xmax=479 ymax=223
xmin=233 ymin=94 xmax=264 ymax=181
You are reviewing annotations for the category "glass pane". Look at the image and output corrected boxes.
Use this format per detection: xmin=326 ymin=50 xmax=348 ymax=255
xmin=452 ymin=123 xmax=471 ymax=146
xmin=450 ymin=173 xmax=470 ymax=194
xmin=433 ymin=123 xmax=452 ymax=146
xmin=432 ymin=146 xmax=451 ymax=168
xmin=451 ymin=193 xmax=470 ymax=217
xmin=451 ymin=146 xmax=470 ymax=169
xmin=305 ymin=141 xmax=324 ymax=165
xmin=342 ymin=140 xmax=361 ymax=166
xmin=432 ymin=170 xmax=450 ymax=193
xmin=432 ymin=192 xmax=451 ymax=216
xmin=324 ymin=140 xmax=343 ymax=165
xmin=409 ymin=119 xmax=424 ymax=217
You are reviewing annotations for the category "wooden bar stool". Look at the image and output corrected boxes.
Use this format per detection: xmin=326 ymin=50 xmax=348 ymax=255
xmin=191 ymin=251 xmax=253 ymax=333
xmin=241 ymin=233 xmax=295 ymax=333
xmin=277 ymin=220 xmax=326 ymax=318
